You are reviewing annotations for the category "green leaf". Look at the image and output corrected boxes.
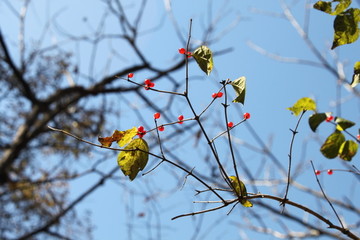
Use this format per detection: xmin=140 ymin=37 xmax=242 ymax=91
xmin=320 ymin=130 xmax=346 ymax=159
xmin=332 ymin=0 xmax=352 ymax=15
xmin=313 ymin=0 xmax=351 ymax=15
xmin=231 ymin=76 xmax=246 ymax=104
xmin=335 ymin=117 xmax=355 ymax=131
xmin=331 ymin=8 xmax=360 ymax=49
xmin=339 ymin=140 xmax=358 ymax=161
xmin=287 ymin=97 xmax=317 ymax=116
xmin=309 ymin=112 xmax=330 ymax=132
xmin=117 ymin=138 xmax=149 ymax=181
xmin=314 ymin=1 xmax=332 ymax=14
xmin=350 ymin=61 xmax=360 ymax=87
xmin=192 ymin=45 xmax=214 ymax=75
xmin=229 ymin=176 xmax=253 ymax=207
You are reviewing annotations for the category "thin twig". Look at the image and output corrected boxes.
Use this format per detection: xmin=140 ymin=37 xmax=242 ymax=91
xmin=282 ymin=110 xmax=306 ymax=207
xmin=172 ymin=203 xmax=230 ymax=220
xmin=48 ymin=126 xmax=121 ymax=151
xmin=222 ymin=79 xmax=243 ymax=198
xmin=310 ymin=161 xmax=345 ymax=229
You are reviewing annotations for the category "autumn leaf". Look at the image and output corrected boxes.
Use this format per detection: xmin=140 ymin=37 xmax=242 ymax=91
xmin=350 ymin=61 xmax=360 ymax=87
xmin=117 ymin=138 xmax=149 ymax=181
xmin=229 ymin=176 xmax=253 ymax=207
xmin=98 ymin=127 xmax=138 ymax=147
xmin=192 ymin=45 xmax=214 ymax=75
xmin=287 ymin=97 xmax=317 ymax=116
xmin=231 ymin=76 xmax=246 ymax=105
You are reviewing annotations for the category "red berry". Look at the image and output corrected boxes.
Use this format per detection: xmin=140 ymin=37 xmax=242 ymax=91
xmin=357 ymin=135 xmax=360 ymax=140
xmin=128 ymin=73 xmax=134 ymax=78
xmin=227 ymin=122 xmax=234 ymax=128
xmin=144 ymin=79 xmax=155 ymax=90
xmin=326 ymin=116 xmax=334 ymax=122
xmin=186 ymin=51 xmax=192 ymax=58
xmin=327 ymin=169 xmax=333 ymax=175
xmin=158 ymin=126 xmax=165 ymax=131
xmin=154 ymin=112 xmax=161 ymax=119
xmin=315 ymin=170 xmax=321 ymax=175
xmin=137 ymin=126 xmax=146 ymax=138
xmin=217 ymin=92 xmax=223 ymax=98
xmin=212 ymin=93 xmax=218 ymax=98
xmin=178 ymin=48 xmax=186 ymax=54
xmin=178 ymin=115 xmax=184 ymax=124
xmin=243 ymin=112 xmax=251 ymax=119
xmin=138 ymin=131 xmax=146 ymax=138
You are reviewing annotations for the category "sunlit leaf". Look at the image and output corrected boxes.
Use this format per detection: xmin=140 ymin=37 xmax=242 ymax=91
xmin=331 ymin=8 xmax=360 ymax=49
xmin=332 ymin=0 xmax=352 ymax=15
xmin=192 ymin=45 xmax=213 ymax=75
xmin=98 ymin=127 xmax=138 ymax=147
xmin=117 ymin=138 xmax=149 ymax=180
xmin=115 ymin=127 xmax=138 ymax=147
xmin=335 ymin=117 xmax=355 ymax=131
xmin=314 ymin=1 xmax=332 ymax=14
xmin=313 ymin=0 xmax=351 ymax=15
xmin=339 ymin=140 xmax=358 ymax=161
xmin=229 ymin=176 xmax=253 ymax=207
xmin=320 ymin=130 xmax=346 ymax=159
xmin=231 ymin=76 xmax=246 ymax=104
xmin=309 ymin=112 xmax=330 ymax=132
xmin=287 ymin=97 xmax=317 ymax=116
xmin=350 ymin=61 xmax=360 ymax=87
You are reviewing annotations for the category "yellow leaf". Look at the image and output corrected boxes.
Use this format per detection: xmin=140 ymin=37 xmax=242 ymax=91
xmin=192 ymin=45 xmax=214 ymax=75
xmin=229 ymin=176 xmax=253 ymax=207
xmin=287 ymin=97 xmax=316 ymax=116
xmin=98 ymin=127 xmax=138 ymax=147
xmin=117 ymin=138 xmax=149 ymax=181
xmin=116 ymin=127 xmax=138 ymax=147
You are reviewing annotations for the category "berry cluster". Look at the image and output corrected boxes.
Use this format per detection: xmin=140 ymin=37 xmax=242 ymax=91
xmin=212 ymin=92 xmax=223 ymax=98
xmin=178 ymin=115 xmax=184 ymax=124
xmin=178 ymin=48 xmax=192 ymax=58
xmin=137 ymin=126 xmax=146 ymax=138
xmin=144 ymin=79 xmax=155 ymax=90
xmin=315 ymin=169 xmax=334 ymax=175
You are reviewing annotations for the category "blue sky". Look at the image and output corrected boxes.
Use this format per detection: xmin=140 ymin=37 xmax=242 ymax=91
xmin=1 ymin=0 xmax=359 ymax=239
